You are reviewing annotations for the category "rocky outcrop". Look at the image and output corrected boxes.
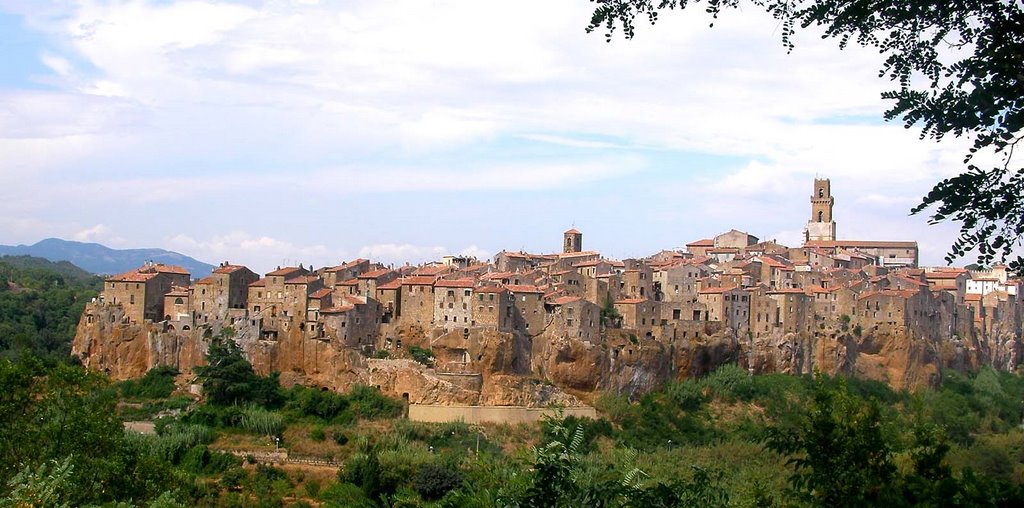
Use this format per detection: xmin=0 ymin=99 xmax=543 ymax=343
xmin=73 ymin=301 xmax=1019 ymax=405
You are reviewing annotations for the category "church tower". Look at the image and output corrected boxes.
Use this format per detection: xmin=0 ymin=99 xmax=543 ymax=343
xmin=805 ymin=178 xmax=837 ymax=242
xmin=563 ymin=228 xmax=582 ymax=253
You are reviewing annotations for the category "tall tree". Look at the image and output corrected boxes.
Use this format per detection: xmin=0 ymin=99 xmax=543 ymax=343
xmin=588 ymin=0 xmax=1024 ymax=270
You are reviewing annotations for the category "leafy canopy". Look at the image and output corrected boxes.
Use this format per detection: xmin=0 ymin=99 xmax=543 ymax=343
xmin=588 ymin=0 xmax=1024 ymax=270
xmin=195 ymin=329 xmax=282 ymax=407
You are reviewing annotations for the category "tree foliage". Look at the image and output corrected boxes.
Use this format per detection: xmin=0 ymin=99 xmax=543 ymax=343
xmin=0 ymin=356 xmax=175 ymax=506
xmin=588 ymin=0 xmax=1024 ymax=270
xmin=195 ymin=329 xmax=282 ymax=407
xmin=0 ymin=256 xmax=101 ymax=363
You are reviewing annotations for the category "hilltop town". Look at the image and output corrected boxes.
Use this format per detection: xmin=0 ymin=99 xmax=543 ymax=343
xmin=73 ymin=179 xmax=1023 ymax=405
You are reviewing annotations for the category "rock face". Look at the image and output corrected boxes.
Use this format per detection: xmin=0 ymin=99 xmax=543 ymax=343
xmin=73 ymin=301 xmax=1015 ymax=405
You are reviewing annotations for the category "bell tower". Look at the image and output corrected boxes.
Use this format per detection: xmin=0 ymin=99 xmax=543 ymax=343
xmin=563 ymin=228 xmax=582 ymax=253
xmin=805 ymin=178 xmax=837 ymax=242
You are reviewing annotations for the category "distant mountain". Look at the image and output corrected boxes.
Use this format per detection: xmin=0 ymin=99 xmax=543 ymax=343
xmin=0 ymin=238 xmax=215 ymax=278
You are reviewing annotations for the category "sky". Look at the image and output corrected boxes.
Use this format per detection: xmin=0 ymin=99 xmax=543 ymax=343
xmin=0 ymin=0 xmax=977 ymax=274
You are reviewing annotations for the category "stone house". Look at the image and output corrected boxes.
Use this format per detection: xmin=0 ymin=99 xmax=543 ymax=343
xmin=399 ymin=275 xmax=438 ymax=326
xmin=103 ymin=263 xmax=190 ymax=324
xmin=433 ymin=278 xmax=477 ymax=331
xmin=506 ymin=284 xmax=546 ymax=335
xmin=544 ymin=296 xmax=600 ymax=342
xmin=472 ymin=286 xmax=514 ymax=332
xmin=767 ymin=288 xmax=812 ymax=335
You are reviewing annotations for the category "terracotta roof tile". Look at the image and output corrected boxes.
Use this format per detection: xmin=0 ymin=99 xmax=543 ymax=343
xmin=504 ymin=284 xmax=544 ymax=294
xmin=151 ymin=264 xmax=189 ymax=275
xmin=548 ymin=296 xmax=583 ymax=305
xmin=357 ymin=268 xmax=393 ymax=279
xmin=310 ymin=288 xmax=333 ymax=299
xmin=212 ymin=264 xmax=247 ymax=274
xmin=686 ymin=239 xmax=715 ymax=247
xmin=106 ymin=271 xmax=159 ymax=283
xmin=434 ymin=278 xmax=476 ymax=289
xmin=402 ymin=276 xmax=438 ymax=286
xmin=267 ymin=266 xmax=304 ymax=277
xmin=698 ymin=285 xmax=739 ymax=294
xmin=326 ymin=259 xmax=368 ymax=272
xmin=376 ymin=279 xmax=402 ymax=290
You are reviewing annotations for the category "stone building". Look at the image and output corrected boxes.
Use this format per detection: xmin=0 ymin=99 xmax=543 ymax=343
xmin=805 ymin=178 xmax=837 ymax=242
xmin=545 ymin=296 xmax=600 ymax=342
xmin=399 ymin=276 xmax=438 ymax=325
xmin=472 ymin=286 xmax=514 ymax=332
xmin=103 ymin=263 xmax=190 ymax=323
xmin=433 ymin=278 xmax=477 ymax=330
xmin=506 ymin=284 xmax=545 ymax=335
xmin=563 ymin=228 xmax=582 ymax=254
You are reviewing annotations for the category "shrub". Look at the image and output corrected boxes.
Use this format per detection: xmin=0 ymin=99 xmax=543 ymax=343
xmin=118 ymin=365 xmax=179 ymax=400
xmin=240 ymin=404 xmax=285 ymax=437
xmin=413 ymin=463 xmax=464 ymax=501
xmin=180 ymin=445 xmax=240 ymax=475
xmin=286 ymin=385 xmax=350 ymax=422
xmin=666 ymin=379 xmax=709 ymax=411
xmin=408 ymin=346 xmax=435 ymax=367
xmin=319 ymin=481 xmax=375 ymax=508
xmin=348 ymin=384 xmax=404 ymax=420
xmin=220 ymin=467 xmax=247 ymax=489
xmin=702 ymin=364 xmax=755 ymax=401
xmin=310 ymin=425 xmax=326 ymax=442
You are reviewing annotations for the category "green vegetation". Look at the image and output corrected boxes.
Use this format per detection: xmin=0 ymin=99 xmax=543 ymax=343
xmin=408 ymin=345 xmax=435 ymax=367
xmin=0 ymin=256 xmax=102 ymax=364
xmin=195 ymin=328 xmax=283 ymax=407
xmin=4 ymin=352 xmax=1024 ymax=507
xmin=1 ymin=258 xmax=1022 ymax=506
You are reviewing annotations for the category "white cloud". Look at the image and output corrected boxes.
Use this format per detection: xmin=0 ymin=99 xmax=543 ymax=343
xmin=457 ymin=245 xmax=491 ymax=261
xmin=0 ymin=1 xmax=991 ymax=267
xmin=165 ymin=232 xmax=338 ymax=274
xmin=356 ymin=244 xmax=448 ymax=266
xmin=73 ymin=223 xmax=110 ymax=242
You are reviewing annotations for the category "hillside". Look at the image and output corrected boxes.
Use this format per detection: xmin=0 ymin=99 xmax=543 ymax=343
xmin=0 ymin=256 xmax=103 ymax=363
xmin=0 ymin=238 xmax=214 ymax=277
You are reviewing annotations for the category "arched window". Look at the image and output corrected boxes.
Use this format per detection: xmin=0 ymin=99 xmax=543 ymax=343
xmin=818 ymin=188 xmax=824 ymax=198
xmin=818 ymin=210 xmax=824 ymax=222
xmin=174 ymin=297 xmax=183 ymax=304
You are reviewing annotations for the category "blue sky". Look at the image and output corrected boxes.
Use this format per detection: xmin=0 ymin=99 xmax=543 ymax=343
xmin=0 ymin=0 xmax=974 ymax=273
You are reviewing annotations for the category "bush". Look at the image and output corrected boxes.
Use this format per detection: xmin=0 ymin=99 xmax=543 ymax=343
xmin=286 ymin=385 xmax=350 ymax=422
xmin=666 ymin=379 xmax=709 ymax=411
xmin=413 ymin=463 xmax=464 ymax=501
xmin=408 ymin=346 xmax=435 ymax=367
xmin=179 ymin=445 xmax=240 ymax=475
xmin=320 ymin=481 xmax=375 ymax=508
xmin=348 ymin=384 xmax=404 ymax=420
xmin=310 ymin=425 xmax=326 ymax=441
xmin=702 ymin=364 xmax=755 ymax=401
xmin=118 ymin=365 xmax=179 ymax=400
